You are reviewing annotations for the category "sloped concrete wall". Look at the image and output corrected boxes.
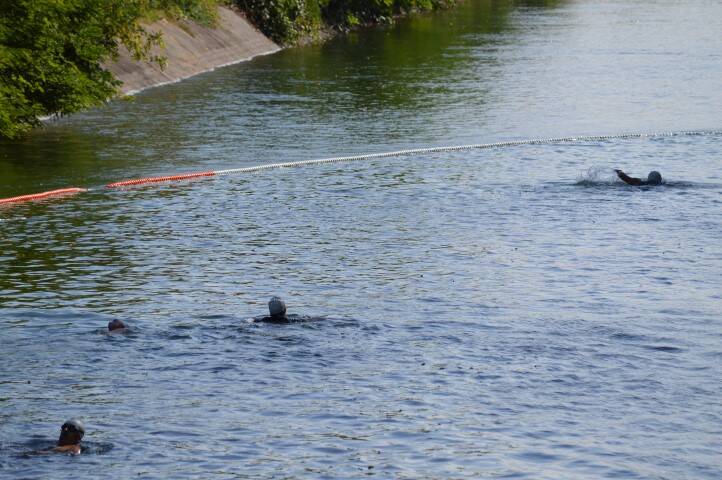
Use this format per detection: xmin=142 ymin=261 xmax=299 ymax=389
xmin=106 ymin=7 xmax=279 ymax=95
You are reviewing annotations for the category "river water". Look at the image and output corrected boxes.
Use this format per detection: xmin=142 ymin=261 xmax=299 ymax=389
xmin=1 ymin=0 xmax=721 ymax=478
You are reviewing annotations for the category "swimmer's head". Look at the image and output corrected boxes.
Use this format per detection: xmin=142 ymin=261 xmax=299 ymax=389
xmin=108 ymin=319 xmax=126 ymax=331
xmin=58 ymin=419 xmax=85 ymax=446
xmin=268 ymin=296 xmax=287 ymax=318
xmin=647 ymin=171 xmax=662 ymax=185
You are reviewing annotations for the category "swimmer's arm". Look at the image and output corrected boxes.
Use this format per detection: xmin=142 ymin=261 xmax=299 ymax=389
xmin=28 ymin=445 xmax=81 ymax=455
xmin=614 ymin=169 xmax=643 ymax=186
xmin=52 ymin=445 xmax=81 ymax=455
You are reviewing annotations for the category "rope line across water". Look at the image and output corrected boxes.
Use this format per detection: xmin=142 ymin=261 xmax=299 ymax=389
xmin=1 ymin=129 xmax=720 ymax=205
xmin=213 ymin=130 xmax=721 ymax=176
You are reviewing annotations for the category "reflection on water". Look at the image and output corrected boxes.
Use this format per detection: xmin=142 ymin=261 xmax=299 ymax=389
xmin=2 ymin=0 xmax=722 ymax=479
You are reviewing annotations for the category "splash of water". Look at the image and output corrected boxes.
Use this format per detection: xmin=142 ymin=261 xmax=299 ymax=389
xmin=576 ymin=166 xmax=618 ymax=185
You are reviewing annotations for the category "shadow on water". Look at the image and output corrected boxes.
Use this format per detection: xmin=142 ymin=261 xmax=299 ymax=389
xmin=245 ymin=313 xmax=346 ymax=325
xmin=0 ymin=198 xmax=133 ymax=309
xmin=97 ymin=327 xmax=139 ymax=339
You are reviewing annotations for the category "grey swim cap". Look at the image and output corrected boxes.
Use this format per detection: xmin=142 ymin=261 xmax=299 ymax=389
xmin=61 ymin=419 xmax=85 ymax=436
xmin=647 ymin=171 xmax=662 ymax=185
xmin=268 ymin=296 xmax=286 ymax=316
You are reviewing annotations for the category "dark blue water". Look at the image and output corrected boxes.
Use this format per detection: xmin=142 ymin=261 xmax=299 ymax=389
xmin=2 ymin=0 xmax=722 ymax=478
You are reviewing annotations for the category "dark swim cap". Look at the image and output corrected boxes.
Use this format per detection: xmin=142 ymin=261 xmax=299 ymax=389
xmin=108 ymin=319 xmax=126 ymax=331
xmin=647 ymin=171 xmax=662 ymax=185
xmin=61 ymin=419 xmax=85 ymax=437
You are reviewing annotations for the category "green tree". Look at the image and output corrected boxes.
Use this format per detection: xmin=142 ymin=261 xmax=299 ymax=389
xmin=235 ymin=0 xmax=455 ymax=45
xmin=0 ymin=0 xmax=216 ymax=139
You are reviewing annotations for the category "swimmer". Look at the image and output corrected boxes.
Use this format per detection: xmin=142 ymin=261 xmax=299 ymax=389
xmin=252 ymin=296 xmax=322 ymax=324
xmin=53 ymin=419 xmax=84 ymax=455
xmin=615 ymin=169 xmax=663 ymax=186
xmin=108 ymin=319 xmax=127 ymax=332
xmin=259 ymin=296 xmax=289 ymax=323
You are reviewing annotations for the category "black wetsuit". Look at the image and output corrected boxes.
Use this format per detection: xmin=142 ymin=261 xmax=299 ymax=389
xmin=616 ymin=170 xmax=646 ymax=186
xmin=255 ymin=314 xmax=317 ymax=324
xmin=258 ymin=315 xmax=290 ymax=323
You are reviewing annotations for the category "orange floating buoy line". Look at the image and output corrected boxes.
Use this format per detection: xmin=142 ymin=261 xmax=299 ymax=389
xmin=0 ymin=188 xmax=87 ymax=205
xmin=0 ymin=171 xmax=215 ymax=206
xmin=1 ymin=129 xmax=720 ymax=208
xmin=105 ymin=171 xmax=215 ymax=188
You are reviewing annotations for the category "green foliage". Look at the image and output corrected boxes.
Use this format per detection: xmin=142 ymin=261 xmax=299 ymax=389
xmin=0 ymin=0 xmax=454 ymax=138
xmin=323 ymin=0 xmax=454 ymax=27
xmin=0 ymin=0 xmax=220 ymax=139
xmin=147 ymin=0 xmax=221 ymax=26
xmin=235 ymin=0 xmax=325 ymax=44
xmin=236 ymin=0 xmax=455 ymax=45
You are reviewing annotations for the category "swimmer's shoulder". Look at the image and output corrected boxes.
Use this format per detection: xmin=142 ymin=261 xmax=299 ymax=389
xmin=251 ymin=314 xmax=323 ymax=324
xmin=251 ymin=315 xmax=287 ymax=323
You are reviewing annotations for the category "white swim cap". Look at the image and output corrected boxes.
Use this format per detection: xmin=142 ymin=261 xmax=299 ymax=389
xmin=268 ymin=296 xmax=286 ymax=316
xmin=647 ymin=171 xmax=662 ymax=185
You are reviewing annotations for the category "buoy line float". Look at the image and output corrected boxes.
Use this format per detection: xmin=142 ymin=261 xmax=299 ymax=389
xmin=106 ymin=171 xmax=216 ymax=188
xmin=0 ymin=188 xmax=87 ymax=205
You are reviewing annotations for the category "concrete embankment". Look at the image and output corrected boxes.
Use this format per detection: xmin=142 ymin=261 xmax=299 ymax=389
xmin=105 ymin=7 xmax=279 ymax=95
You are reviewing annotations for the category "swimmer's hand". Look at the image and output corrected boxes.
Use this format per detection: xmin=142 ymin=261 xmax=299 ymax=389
xmin=614 ymin=169 xmax=622 ymax=174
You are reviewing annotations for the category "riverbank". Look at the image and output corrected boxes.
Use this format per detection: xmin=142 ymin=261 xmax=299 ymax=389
xmin=0 ymin=0 xmax=455 ymax=138
xmin=106 ymin=7 xmax=279 ymax=96
xmin=105 ymin=0 xmax=455 ymax=96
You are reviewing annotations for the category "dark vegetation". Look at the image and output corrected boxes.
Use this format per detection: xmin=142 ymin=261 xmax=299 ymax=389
xmin=236 ymin=0 xmax=456 ymax=45
xmin=0 ymin=0 xmax=454 ymax=139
